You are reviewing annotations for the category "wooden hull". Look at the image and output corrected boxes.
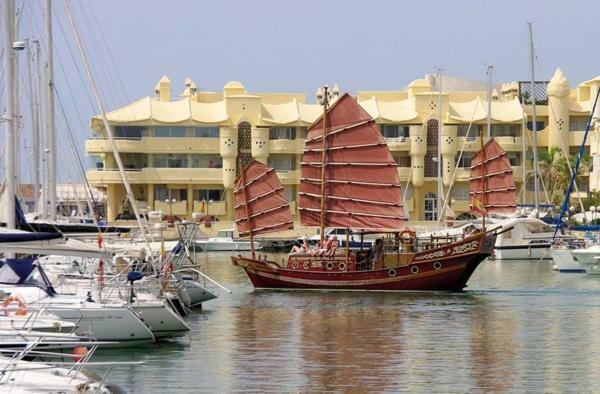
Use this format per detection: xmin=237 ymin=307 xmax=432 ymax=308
xmin=232 ymin=232 xmax=496 ymax=291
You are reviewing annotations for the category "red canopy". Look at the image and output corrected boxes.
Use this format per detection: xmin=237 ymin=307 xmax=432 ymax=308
xmin=299 ymin=93 xmax=405 ymax=229
xmin=234 ymin=160 xmax=294 ymax=237
xmin=469 ymin=138 xmax=517 ymax=214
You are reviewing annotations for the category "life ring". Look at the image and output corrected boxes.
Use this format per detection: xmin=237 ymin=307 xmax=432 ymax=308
xmin=292 ymin=260 xmax=299 ymax=270
xmin=338 ymin=262 xmax=346 ymax=271
xmin=303 ymin=261 xmax=310 ymax=270
xmin=400 ymin=229 xmax=416 ymax=246
xmin=388 ymin=268 xmax=397 ymax=277
xmin=2 ymin=295 xmax=27 ymax=316
xmin=326 ymin=262 xmax=334 ymax=271
xmin=433 ymin=261 xmax=442 ymax=270
xmin=410 ymin=265 xmax=419 ymax=274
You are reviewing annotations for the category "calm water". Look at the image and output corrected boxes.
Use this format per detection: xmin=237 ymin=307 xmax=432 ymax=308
xmin=92 ymin=254 xmax=600 ymax=393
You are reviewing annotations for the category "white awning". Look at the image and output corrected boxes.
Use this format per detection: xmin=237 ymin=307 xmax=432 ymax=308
xmin=448 ymin=97 xmax=524 ymax=123
xmin=358 ymin=97 xmax=419 ymax=122
xmin=90 ymin=97 xmax=229 ymax=130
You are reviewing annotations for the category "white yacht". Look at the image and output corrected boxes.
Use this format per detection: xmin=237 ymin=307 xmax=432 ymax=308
xmin=194 ymin=228 xmax=262 ymax=252
xmin=571 ymin=245 xmax=600 ymax=274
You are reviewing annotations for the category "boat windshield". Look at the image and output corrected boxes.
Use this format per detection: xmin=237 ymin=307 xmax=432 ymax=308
xmin=217 ymin=230 xmax=234 ymax=238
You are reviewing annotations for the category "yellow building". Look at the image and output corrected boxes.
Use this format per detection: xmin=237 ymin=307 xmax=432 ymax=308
xmin=86 ymin=69 xmax=600 ymax=225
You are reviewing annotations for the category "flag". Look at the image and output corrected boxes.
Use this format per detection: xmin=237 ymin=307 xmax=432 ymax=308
xmin=472 ymin=198 xmax=488 ymax=216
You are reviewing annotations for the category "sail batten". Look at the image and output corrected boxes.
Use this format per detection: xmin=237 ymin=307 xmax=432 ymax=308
xmin=469 ymin=138 xmax=517 ymax=215
xmin=234 ymin=160 xmax=294 ymax=237
xmin=299 ymin=93 xmax=404 ymax=229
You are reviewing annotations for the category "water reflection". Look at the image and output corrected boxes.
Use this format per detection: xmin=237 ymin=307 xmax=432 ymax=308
xmin=92 ymin=255 xmax=600 ymax=392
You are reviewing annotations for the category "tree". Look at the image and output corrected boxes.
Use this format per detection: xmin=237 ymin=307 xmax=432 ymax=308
xmin=533 ymin=147 xmax=590 ymax=205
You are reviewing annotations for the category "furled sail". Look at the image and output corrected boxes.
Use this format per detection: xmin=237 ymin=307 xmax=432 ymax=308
xmin=298 ymin=93 xmax=405 ymax=229
xmin=469 ymin=138 xmax=517 ymax=214
xmin=234 ymin=160 xmax=294 ymax=237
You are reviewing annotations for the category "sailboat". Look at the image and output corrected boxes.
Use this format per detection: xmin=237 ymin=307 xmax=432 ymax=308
xmin=232 ymin=91 xmax=499 ymax=291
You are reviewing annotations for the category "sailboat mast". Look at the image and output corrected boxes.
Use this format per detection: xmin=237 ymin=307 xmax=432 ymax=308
xmin=480 ymin=112 xmax=486 ymax=231
xmin=32 ymin=40 xmax=43 ymax=212
xmin=3 ymin=0 xmax=16 ymax=229
xmin=45 ymin=0 xmax=57 ymax=220
xmin=27 ymin=39 xmax=41 ymax=210
xmin=238 ymin=156 xmax=255 ymax=259
xmin=437 ymin=70 xmax=443 ymax=221
xmin=486 ymin=64 xmax=493 ymax=139
xmin=319 ymin=86 xmax=329 ymax=244
xmin=528 ymin=22 xmax=540 ymax=215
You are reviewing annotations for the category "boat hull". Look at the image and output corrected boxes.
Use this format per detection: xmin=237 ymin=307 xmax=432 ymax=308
xmin=194 ymin=241 xmax=262 ymax=252
xmin=494 ymin=243 xmax=551 ymax=260
xmin=233 ymin=233 xmax=496 ymax=291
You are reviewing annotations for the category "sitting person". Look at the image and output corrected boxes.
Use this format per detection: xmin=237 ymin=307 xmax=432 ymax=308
xmin=312 ymin=236 xmax=333 ymax=256
xmin=328 ymin=236 xmax=340 ymax=256
xmin=290 ymin=240 xmax=307 ymax=254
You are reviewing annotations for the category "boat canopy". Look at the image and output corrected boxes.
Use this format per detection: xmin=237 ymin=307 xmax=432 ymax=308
xmin=234 ymin=160 xmax=294 ymax=237
xmin=298 ymin=93 xmax=405 ymax=230
xmin=469 ymin=138 xmax=517 ymax=214
xmin=0 ymin=258 xmax=56 ymax=296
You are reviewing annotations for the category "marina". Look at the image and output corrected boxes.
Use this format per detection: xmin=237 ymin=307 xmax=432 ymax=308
xmin=2 ymin=0 xmax=600 ymax=392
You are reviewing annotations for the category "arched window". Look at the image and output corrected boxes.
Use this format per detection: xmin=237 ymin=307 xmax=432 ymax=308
xmin=424 ymin=192 xmax=438 ymax=221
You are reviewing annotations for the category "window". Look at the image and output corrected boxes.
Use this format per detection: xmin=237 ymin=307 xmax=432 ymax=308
xmin=154 ymin=186 xmax=169 ymax=201
xmin=570 ymin=116 xmax=589 ymax=132
xmin=114 ymin=126 xmax=147 ymax=139
xmin=424 ymin=193 xmax=438 ymax=221
xmin=298 ymin=127 xmax=308 ymax=139
xmin=450 ymin=184 xmax=470 ymax=200
xmin=284 ymin=187 xmax=296 ymax=201
xmin=87 ymin=155 xmax=103 ymax=170
xmin=527 ymin=121 xmax=545 ymax=131
xmin=152 ymin=154 xmax=186 ymax=168
xmin=121 ymin=153 xmax=147 ymax=170
xmin=268 ymin=155 xmax=296 ymax=171
xmin=455 ymin=153 xmax=472 ymax=168
xmin=190 ymin=154 xmax=222 ymax=168
xmin=193 ymin=189 xmax=222 ymax=201
xmin=507 ymin=152 xmax=520 ymax=166
xmin=523 ymin=222 xmax=552 ymax=234
xmin=379 ymin=124 xmax=409 ymax=139
xmin=193 ymin=127 xmax=219 ymax=138
xmin=491 ymin=124 xmax=519 ymax=137
xmin=394 ymin=153 xmax=411 ymax=167
xmin=155 ymin=126 xmax=187 ymax=137
xmin=269 ymin=127 xmax=296 ymax=140
xmin=457 ymin=124 xmax=482 ymax=137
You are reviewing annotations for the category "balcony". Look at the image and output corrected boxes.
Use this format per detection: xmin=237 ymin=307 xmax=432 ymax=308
xmin=192 ymin=200 xmax=226 ymax=216
xmin=458 ymin=137 xmax=481 ymax=151
xmin=397 ymin=167 xmax=411 ymax=181
xmin=85 ymin=137 xmax=220 ymax=154
xmin=269 ymin=139 xmax=304 ymax=154
xmin=494 ymin=136 xmax=523 ymax=151
xmin=275 ymin=170 xmax=300 ymax=185
xmin=87 ymin=168 xmax=222 ymax=184
xmin=569 ymin=131 xmax=586 ymax=147
xmin=386 ymin=137 xmax=411 ymax=151
xmin=154 ymin=200 xmax=188 ymax=216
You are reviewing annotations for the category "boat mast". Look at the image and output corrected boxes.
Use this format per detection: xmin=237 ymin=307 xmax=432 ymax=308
xmin=318 ymin=85 xmax=330 ymax=244
xmin=486 ymin=64 xmax=493 ymax=139
xmin=437 ymin=69 xmax=443 ymax=221
xmin=238 ymin=156 xmax=255 ymax=259
xmin=27 ymin=39 xmax=41 ymax=210
xmin=527 ymin=22 xmax=540 ymax=216
xmin=45 ymin=0 xmax=57 ymax=220
xmin=3 ymin=0 xmax=16 ymax=229
xmin=32 ymin=40 xmax=43 ymax=212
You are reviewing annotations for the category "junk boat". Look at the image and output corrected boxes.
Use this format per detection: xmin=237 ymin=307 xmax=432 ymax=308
xmin=232 ymin=91 xmax=503 ymax=291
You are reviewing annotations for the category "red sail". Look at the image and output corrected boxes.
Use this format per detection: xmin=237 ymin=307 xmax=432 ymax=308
xmin=234 ymin=160 xmax=294 ymax=237
xmin=299 ymin=93 xmax=405 ymax=229
xmin=469 ymin=138 xmax=517 ymax=214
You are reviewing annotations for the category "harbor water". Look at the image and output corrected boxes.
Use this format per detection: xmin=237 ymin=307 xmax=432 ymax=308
xmin=93 ymin=253 xmax=600 ymax=392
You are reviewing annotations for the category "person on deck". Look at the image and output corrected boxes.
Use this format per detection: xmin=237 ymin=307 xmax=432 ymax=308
xmin=372 ymin=238 xmax=384 ymax=267
xmin=328 ymin=236 xmax=340 ymax=256
xmin=313 ymin=236 xmax=333 ymax=256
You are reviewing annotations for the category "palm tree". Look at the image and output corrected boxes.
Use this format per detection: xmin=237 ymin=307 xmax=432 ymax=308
xmin=532 ymin=147 xmax=590 ymax=205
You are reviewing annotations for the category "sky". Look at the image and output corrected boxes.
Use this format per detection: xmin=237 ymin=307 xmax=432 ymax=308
xmin=3 ymin=0 xmax=600 ymax=182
